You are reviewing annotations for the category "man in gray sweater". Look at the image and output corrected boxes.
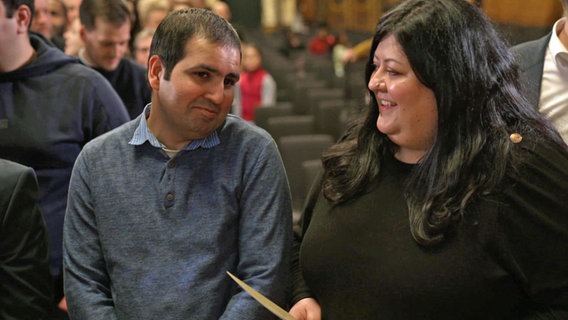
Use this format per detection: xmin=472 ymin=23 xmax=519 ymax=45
xmin=63 ymin=8 xmax=293 ymax=319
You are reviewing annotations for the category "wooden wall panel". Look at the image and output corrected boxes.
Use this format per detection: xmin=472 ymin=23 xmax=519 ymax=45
xmin=326 ymin=0 xmax=350 ymax=30
xmin=350 ymin=0 xmax=382 ymax=32
xmin=300 ymin=0 xmax=562 ymax=33
xmin=483 ymin=0 xmax=562 ymax=27
xmin=326 ymin=0 xmax=382 ymax=32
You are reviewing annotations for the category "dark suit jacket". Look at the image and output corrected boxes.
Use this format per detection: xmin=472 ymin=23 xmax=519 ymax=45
xmin=510 ymin=33 xmax=551 ymax=109
xmin=0 ymin=159 xmax=54 ymax=319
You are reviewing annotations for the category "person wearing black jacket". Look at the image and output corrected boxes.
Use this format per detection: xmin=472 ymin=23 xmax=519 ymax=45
xmin=0 ymin=159 xmax=53 ymax=320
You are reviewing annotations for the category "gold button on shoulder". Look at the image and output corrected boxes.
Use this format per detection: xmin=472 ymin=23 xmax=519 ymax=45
xmin=509 ymin=133 xmax=523 ymax=144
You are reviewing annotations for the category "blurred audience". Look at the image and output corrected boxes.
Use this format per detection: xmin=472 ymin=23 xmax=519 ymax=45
xmin=137 ymin=0 xmax=169 ymax=30
xmin=31 ymin=0 xmax=53 ymax=37
xmin=49 ymin=0 xmax=67 ymax=40
xmin=211 ymin=0 xmax=230 ymax=20
xmin=63 ymin=0 xmax=80 ymax=24
xmin=64 ymin=18 xmax=83 ymax=56
xmin=308 ymin=24 xmax=337 ymax=56
xmin=211 ymin=0 xmax=246 ymax=41
xmin=132 ymin=27 xmax=154 ymax=67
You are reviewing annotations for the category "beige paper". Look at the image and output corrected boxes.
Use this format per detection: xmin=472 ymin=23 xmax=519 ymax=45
xmin=227 ymin=271 xmax=297 ymax=320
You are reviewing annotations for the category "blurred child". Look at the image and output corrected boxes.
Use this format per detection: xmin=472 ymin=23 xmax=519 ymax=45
xmin=233 ymin=43 xmax=277 ymax=122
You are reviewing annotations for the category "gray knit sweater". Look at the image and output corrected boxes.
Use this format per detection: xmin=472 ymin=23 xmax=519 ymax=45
xmin=63 ymin=110 xmax=292 ymax=319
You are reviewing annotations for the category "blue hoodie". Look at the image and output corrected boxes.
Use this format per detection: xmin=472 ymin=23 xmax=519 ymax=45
xmin=0 ymin=33 xmax=130 ymax=279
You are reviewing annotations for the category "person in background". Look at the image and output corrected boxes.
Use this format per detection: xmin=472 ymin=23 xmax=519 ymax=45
xmin=0 ymin=0 xmax=130 ymax=314
xmin=64 ymin=8 xmax=292 ymax=319
xmin=48 ymin=0 xmax=66 ymax=48
xmin=63 ymin=0 xmax=79 ymax=24
xmin=0 ymin=160 xmax=54 ymax=320
xmin=211 ymin=0 xmax=245 ymax=41
xmin=307 ymin=24 xmax=337 ymax=56
xmin=31 ymin=0 xmax=66 ymax=49
xmin=187 ymin=0 xmax=206 ymax=7
xmin=31 ymin=0 xmax=52 ymax=37
xmin=170 ymin=0 xmax=190 ymax=11
xmin=211 ymin=0 xmax=230 ymax=20
xmin=511 ymin=0 xmax=568 ymax=143
xmin=132 ymin=27 xmax=154 ymax=67
xmin=280 ymin=27 xmax=305 ymax=58
xmin=341 ymin=38 xmax=371 ymax=64
xmin=232 ymin=42 xmax=277 ymax=122
xmin=289 ymin=0 xmax=568 ymax=319
xmin=63 ymin=17 xmax=82 ymax=56
xmin=136 ymin=0 xmax=169 ymax=30
xmin=332 ymin=30 xmax=351 ymax=77
xmin=79 ymin=0 xmax=151 ymax=119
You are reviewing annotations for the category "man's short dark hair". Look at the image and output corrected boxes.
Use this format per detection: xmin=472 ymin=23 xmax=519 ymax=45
xmin=150 ymin=8 xmax=241 ymax=80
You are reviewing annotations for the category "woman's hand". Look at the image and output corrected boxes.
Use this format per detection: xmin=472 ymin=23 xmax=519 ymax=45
xmin=289 ymin=297 xmax=321 ymax=320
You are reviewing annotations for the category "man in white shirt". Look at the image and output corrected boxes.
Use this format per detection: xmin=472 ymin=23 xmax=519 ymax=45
xmin=512 ymin=0 xmax=568 ymax=143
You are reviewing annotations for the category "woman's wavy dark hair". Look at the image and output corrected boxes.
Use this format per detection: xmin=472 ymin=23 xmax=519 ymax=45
xmin=321 ymin=0 xmax=565 ymax=246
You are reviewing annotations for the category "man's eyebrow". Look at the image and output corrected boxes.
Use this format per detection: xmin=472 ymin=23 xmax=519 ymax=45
xmin=193 ymin=64 xmax=240 ymax=81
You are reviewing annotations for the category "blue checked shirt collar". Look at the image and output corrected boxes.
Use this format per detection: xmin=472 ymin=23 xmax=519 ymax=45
xmin=129 ymin=103 xmax=221 ymax=150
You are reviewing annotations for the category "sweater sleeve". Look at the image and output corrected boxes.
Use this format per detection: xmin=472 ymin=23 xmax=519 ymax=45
xmin=220 ymin=136 xmax=293 ymax=319
xmin=493 ymin=141 xmax=568 ymax=318
xmin=63 ymin=151 xmax=118 ymax=320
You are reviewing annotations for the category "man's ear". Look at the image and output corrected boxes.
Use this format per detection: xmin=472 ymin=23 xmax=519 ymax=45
xmin=79 ymin=24 xmax=87 ymax=41
xmin=147 ymin=55 xmax=163 ymax=91
xmin=15 ymin=5 xmax=32 ymax=34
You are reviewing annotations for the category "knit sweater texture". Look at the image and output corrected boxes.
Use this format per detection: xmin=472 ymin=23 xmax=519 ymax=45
xmin=64 ymin=109 xmax=293 ymax=319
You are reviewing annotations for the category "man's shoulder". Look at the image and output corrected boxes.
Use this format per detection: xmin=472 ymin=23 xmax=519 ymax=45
xmin=510 ymin=33 xmax=551 ymax=72
xmin=77 ymin=119 xmax=143 ymax=172
xmin=220 ymin=115 xmax=277 ymax=152
xmin=511 ymin=34 xmax=549 ymax=51
xmin=224 ymin=115 xmax=272 ymax=139
xmin=0 ymin=159 xmax=30 ymax=181
xmin=510 ymin=34 xmax=550 ymax=59
xmin=58 ymin=60 xmax=105 ymax=77
xmin=0 ymin=160 xmax=35 ymax=205
xmin=85 ymin=119 xmax=136 ymax=147
xmin=51 ymin=61 xmax=117 ymax=88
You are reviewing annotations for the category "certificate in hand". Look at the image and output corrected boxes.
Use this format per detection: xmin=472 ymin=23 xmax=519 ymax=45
xmin=226 ymin=271 xmax=297 ymax=320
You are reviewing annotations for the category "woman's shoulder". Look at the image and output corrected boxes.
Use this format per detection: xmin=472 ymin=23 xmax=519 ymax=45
xmin=511 ymin=135 xmax=568 ymax=181
xmin=499 ymin=135 xmax=568 ymax=212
